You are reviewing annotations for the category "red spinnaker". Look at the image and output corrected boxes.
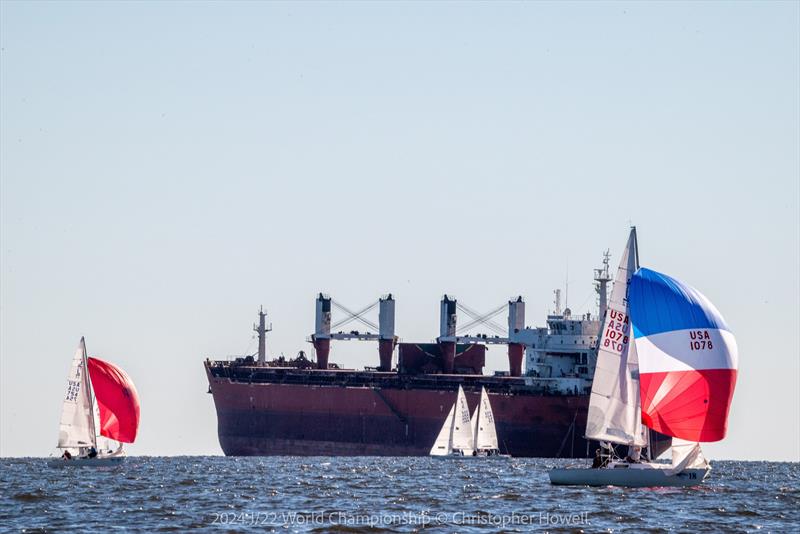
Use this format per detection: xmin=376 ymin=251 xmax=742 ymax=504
xmin=87 ymin=357 xmax=140 ymax=443
xmin=640 ymin=369 xmax=737 ymax=442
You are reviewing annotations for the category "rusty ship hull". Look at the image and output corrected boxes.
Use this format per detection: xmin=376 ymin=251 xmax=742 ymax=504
xmin=205 ymin=362 xmax=592 ymax=458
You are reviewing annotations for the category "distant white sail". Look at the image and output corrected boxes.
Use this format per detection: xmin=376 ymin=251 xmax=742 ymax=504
xmin=471 ymin=399 xmax=479 ymax=448
xmin=57 ymin=338 xmax=96 ymax=448
xmin=585 ymin=228 xmax=646 ymax=446
xmin=451 ymin=386 xmax=474 ymax=453
xmin=473 ymin=387 xmax=499 ymax=451
xmin=430 ymin=404 xmax=455 ymax=456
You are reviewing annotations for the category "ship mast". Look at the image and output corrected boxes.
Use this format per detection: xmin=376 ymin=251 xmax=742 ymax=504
xmin=553 ymin=289 xmax=562 ymax=316
xmin=594 ymin=250 xmax=612 ymax=319
xmin=254 ymin=307 xmax=272 ymax=365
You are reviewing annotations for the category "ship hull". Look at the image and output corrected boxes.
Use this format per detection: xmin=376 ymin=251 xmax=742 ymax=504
xmin=206 ymin=366 xmax=592 ymax=458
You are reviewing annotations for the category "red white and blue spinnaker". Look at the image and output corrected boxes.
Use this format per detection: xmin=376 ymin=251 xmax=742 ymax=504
xmin=629 ymin=268 xmax=738 ymax=443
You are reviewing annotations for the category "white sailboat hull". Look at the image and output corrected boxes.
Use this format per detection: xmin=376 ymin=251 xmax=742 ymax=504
xmin=47 ymin=455 xmax=126 ymax=468
xmin=432 ymin=451 xmax=511 ymax=460
xmin=549 ymin=462 xmax=710 ymax=487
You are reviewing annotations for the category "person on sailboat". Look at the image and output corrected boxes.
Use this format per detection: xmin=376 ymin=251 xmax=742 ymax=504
xmin=49 ymin=338 xmax=141 ymax=468
xmin=591 ymin=448 xmax=603 ymax=468
xmin=592 ymin=447 xmax=608 ymax=469
xmin=626 ymin=445 xmax=642 ymax=463
xmin=591 ymin=445 xmax=611 ymax=468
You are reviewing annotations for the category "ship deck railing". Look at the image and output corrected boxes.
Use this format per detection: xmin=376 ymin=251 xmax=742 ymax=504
xmin=205 ymin=360 xmax=591 ymax=396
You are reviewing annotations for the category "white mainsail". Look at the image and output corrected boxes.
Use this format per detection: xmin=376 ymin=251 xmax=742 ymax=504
xmin=57 ymin=338 xmax=97 ymax=448
xmin=430 ymin=404 xmax=455 ymax=456
xmin=472 ymin=387 xmax=499 ymax=451
xmin=451 ymin=386 xmax=474 ymax=453
xmin=585 ymin=228 xmax=646 ymax=446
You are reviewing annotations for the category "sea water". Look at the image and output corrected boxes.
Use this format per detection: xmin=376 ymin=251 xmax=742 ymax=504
xmin=1 ymin=457 xmax=798 ymax=532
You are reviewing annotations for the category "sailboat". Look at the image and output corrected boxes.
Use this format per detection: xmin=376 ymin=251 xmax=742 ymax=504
xmin=549 ymin=228 xmax=738 ymax=487
xmin=429 ymin=385 xmax=475 ymax=457
xmin=470 ymin=387 xmax=507 ymax=457
xmin=47 ymin=337 xmax=140 ymax=468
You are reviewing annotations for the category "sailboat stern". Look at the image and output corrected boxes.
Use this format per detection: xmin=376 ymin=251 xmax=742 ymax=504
xmin=549 ymin=461 xmax=710 ymax=487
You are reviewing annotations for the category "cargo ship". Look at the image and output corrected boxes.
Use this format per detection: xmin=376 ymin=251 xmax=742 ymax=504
xmin=205 ymin=256 xmax=616 ymax=458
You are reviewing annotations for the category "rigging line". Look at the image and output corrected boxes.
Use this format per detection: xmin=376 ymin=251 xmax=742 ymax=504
xmin=243 ymin=334 xmax=257 ymax=358
xmin=458 ymin=319 xmax=507 ymax=337
xmin=573 ymin=291 xmax=593 ymax=315
xmin=459 ymin=302 xmax=507 ymax=327
xmin=331 ymin=300 xmax=379 ymax=331
xmin=456 ymin=303 xmax=506 ymax=320
xmin=332 ymin=299 xmax=379 ymax=319
xmin=332 ymin=313 xmax=378 ymax=332
xmin=455 ymin=302 xmax=507 ymax=332
xmin=455 ymin=302 xmax=507 ymax=335
xmin=455 ymin=302 xmax=484 ymax=320
xmin=331 ymin=300 xmax=379 ymax=330
xmin=478 ymin=323 xmax=508 ymax=337
xmin=457 ymin=317 xmax=507 ymax=336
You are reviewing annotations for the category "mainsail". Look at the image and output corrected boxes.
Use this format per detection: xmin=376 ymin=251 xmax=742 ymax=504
xmin=585 ymin=228 xmax=646 ymax=446
xmin=472 ymin=387 xmax=499 ymax=451
xmin=87 ymin=357 xmax=141 ymax=443
xmin=451 ymin=386 xmax=475 ymax=453
xmin=57 ymin=338 xmax=96 ymax=448
xmin=629 ymin=268 xmax=738 ymax=442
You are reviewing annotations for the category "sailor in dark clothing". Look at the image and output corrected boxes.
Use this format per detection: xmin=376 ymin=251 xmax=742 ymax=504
xmin=592 ymin=447 xmax=611 ymax=468
xmin=591 ymin=448 xmax=603 ymax=468
xmin=87 ymin=446 xmax=98 ymax=459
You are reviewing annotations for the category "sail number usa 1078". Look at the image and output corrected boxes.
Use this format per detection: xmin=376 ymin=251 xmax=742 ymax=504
xmin=601 ymin=309 xmax=630 ymax=353
xmin=688 ymin=330 xmax=713 ymax=351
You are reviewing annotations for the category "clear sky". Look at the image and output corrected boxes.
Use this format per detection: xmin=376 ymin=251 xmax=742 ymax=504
xmin=1 ymin=1 xmax=798 ymax=460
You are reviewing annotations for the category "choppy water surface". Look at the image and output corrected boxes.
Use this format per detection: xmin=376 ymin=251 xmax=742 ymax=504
xmin=1 ymin=457 xmax=798 ymax=532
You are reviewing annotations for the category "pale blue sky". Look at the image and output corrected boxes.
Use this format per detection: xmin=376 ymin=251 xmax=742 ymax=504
xmin=1 ymin=1 xmax=798 ymax=460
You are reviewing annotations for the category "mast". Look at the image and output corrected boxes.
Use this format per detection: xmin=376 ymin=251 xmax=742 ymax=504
xmin=594 ymin=250 xmax=612 ymax=319
xmin=254 ymin=306 xmax=272 ymax=365
xmin=473 ymin=390 xmax=482 ymax=449
xmin=584 ymin=227 xmax=646 ymax=448
xmin=81 ymin=338 xmax=98 ymax=449
xmin=629 ymin=226 xmax=648 ymax=461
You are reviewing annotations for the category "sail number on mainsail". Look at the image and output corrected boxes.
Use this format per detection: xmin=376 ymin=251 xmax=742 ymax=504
xmin=601 ymin=309 xmax=630 ymax=353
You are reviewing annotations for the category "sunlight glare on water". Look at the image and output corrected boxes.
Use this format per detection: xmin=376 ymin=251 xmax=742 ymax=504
xmin=1 ymin=457 xmax=798 ymax=532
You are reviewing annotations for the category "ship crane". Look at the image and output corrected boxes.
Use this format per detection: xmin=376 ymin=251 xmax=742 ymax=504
xmin=310 ymin=293 xmax=397 ymax=371
xmin=330 ymin=299 xmax=380 ymax=338
xmin=436 ymin=295 xmax=526 ymax=376
xmin=454 ymin=301 xmax=509 ymax=341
